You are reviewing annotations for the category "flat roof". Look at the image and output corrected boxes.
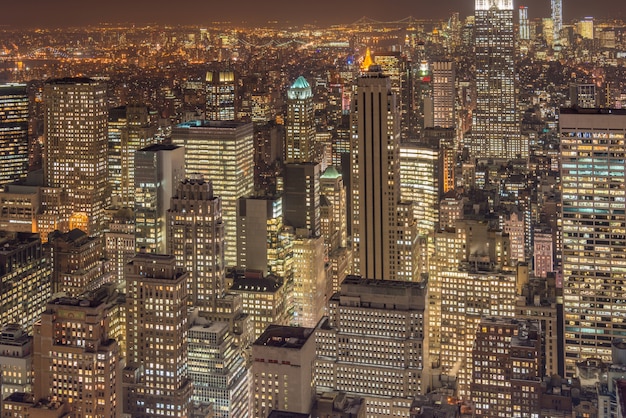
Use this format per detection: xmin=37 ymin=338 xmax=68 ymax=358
xmin=253 ymin=325 xmax=314 ymax=349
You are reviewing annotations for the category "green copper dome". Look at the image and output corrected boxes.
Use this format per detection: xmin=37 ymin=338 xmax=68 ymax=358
xmin=287 ymin=76 xmax=313 ymax=100
xmin=321 ymin=166 xmax=342 ymax=179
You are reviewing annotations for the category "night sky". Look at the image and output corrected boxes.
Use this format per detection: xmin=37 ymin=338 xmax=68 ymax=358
xmin=1 ymin=0 xmax=624 ymax=27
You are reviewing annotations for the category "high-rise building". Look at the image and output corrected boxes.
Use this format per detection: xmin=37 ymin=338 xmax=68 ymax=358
xmin=0 ymin=83 xmax=29 ymax=187
xmin=134 ymin=143 xmax=185 ymax=254
xmin=252 ymin=325 xmax=316 ymax=417
xmin=108 ymin=105 xmax=157 ymax=207
xmin=43 ymin=78 xmax=108 ymax=236
xmin=104 ymin=207 xmax=135 ymax=287
xmin=399 ymin=142 xmax=439 ymax=235
xmin=570 ymin=84 xmax=598 ymax=109
xmin=472 ymin=0 xmax=525 ymax=161
xmin=291 ymin=233 xmax=326 ymax=328
xmin=236 ymin=195 xmax=291 ymax=279
xmin=285 ymin=76 xmax=315 ymax=164
xmin=576 ymin=17 xmax=594 ymax=40
xmin=551 ymin=0 xmax=563 ymax=44
xmin=560 ymin=108 xmax=626 ymax=375
xmin=124 ymin=253 xmax=192 ymax=418
xmin=33 ymin=293 xmax=120 ymax=418
xmin=374 ymin=52 xmax=415 ymax=139
xmin=188 ymin=319 xmax=248 ymax=418
xmin=229 ymin=272 xmax=289 ymax=340
xmin=0 ymin=325 xmax=32 ymax=406
xmin=172 ymin=120 xmax=254 ymax=267
xmin=519 ymin=6 xmax=531 ymax=40
xmin=351 ymin=67 xmax=419 ymax=281
xmin=167 ymin=178 xmax=225 ymax=309
xmin=471 ymin=317 xmax=541 ymax=417
xmin=0 ymin=232 xmax=51 ymax=334
xmin=283 ymin=163 xmax=321 ymax=237
xmin=206 ymin=69 xmax=237 ymax=121
xmin=48 ymin=228 xmax=112 ymax=296
xmin=431 ymin=61 xmax=455 ymax=129
xmin=316 ymin=276 xmax=427 ymax=415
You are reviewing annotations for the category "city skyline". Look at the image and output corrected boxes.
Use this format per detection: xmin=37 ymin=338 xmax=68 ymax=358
xmin=0 ymin=0 xmax=624 ymax=28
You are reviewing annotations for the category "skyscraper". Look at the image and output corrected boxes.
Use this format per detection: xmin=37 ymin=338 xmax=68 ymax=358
xmin=134 ymin=143 xmax=185 ymax=254
xmin=519 ymin=6 xmax=530 ymax=41
xmin=108 ymin=105 xmax=157 ymax=207
xmin=560 ymin=108 xmax=626 ymax=376
xmin=172 ymin=120 xmax=254 ymax=267
xmin=43 ymin=78 xmax=108 ymax=236
xmin=472 ymin=0 xmax=524 ymax=161
xmin=0 ymin=83 xmax=29 ymax=187
xmin=206 ymin=69 xmax=237 ymax=121
xmin=431 ymin=61 xmax=455 ymax=129
xmin=34 ymin=293 xmax=120 ymax=418
xmin=167 ymin=178 xmax=225 ymax=309
xmin=316 ymin=276 xmax=427 ymax=415
xmin=285 ymin=76 xmax=315 ymax=164
xmin=552 ymin=0 xmax=562 ymax=44
xmin=0 ymin=232 xmax=51 ymax=334
xmin=351 ymin=67 xmax=418 ymax=281
xmin=124 ymin=253 xmax=192 ymax=418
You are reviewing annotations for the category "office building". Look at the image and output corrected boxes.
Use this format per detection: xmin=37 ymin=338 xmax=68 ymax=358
xmin=471 ymin=0 xmax=524 ymax=161
xmin=291 ymin=233 xmax=326 ymax=328
xmin=551 ymin=0 xmax=562 ymax=44
xmin=206 ymin=69 xmax=237 ymax=121
xmin=351 ymin=67 xmax=419 ymax=281
xmin=0 ymin=325 xmax=32 ymax=406
xmin=2 ymin=392 xmax=70 ymax=418
xmin=399 ymin=142 xmax=439 ymax=235
xmin=0 ymin=83 xmax=29 ymax=187
xmin=33 ymin=293 xmax=120 ymax=418
xmin=188 ymin=319 xmax=248 ymax=418
xmin=48 ymin=228 xmax=112 ymax=296
xmin=252 ymin=325 xmax=316 ymax=417
xmin=316 ymin=276 xmax=427 ymax=416
xmin=167 ymin=178 xmax=225 ymax=309
xmin=577 ymin=17 xmax=594 ymax=40
xmin=236 ymin=196 xmax=291 ymax=279
xmin=519 ymin=6 xmax=530 ymax=40
xmin=104 ymin=207 xmax=135 ymax=287
xmin=0 ymin=232 xmax=51 ymax=334
xmin=471 ymin=318 xmax=541 ymax=417
xmin=172 ymin=120 xmax=254 ymax=267
xmin=431 ymin=61 xmax=455 ymax=129
xmin=229 ymin=272 xmax=289 ymax=341
xmin=560 ymin=108 xmax=626 ymax=375
xmin=108 ymin=105 xmax=157 ymax=207
xmin=283 ymin=163 xmax=321 ymax=238
xmin=43 ymin=78 xmax=108 ymax=236
xmin=570 ymin=84 xmax=598 ymax=109
xmin=134 ymin=143 xmax=185 ymax=254
xmin=285 ymin=76 xmax=315 ymax=164
xmin=124 ymin=253 xmax=192 ymax=418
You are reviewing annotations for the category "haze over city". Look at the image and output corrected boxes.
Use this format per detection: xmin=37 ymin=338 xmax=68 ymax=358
xmin=0 ymin=0 xmax=624 ymax=27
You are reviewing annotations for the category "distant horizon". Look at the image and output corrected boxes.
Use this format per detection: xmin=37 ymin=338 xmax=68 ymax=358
xmin=1 ymin=0 xmax=624 ymax=29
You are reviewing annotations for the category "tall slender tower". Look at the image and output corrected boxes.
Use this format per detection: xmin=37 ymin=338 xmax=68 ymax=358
xmin=472 ymin=0 xmax=524 ymax=161
xmin=351 ymin=67 xmax=418 ymax=281
xmin=519 ymin=6 xmax=531 ymax=41
xmin=560 ymin=108 xmax=626 ymax=376
xmin=0 ymin=83 xmax=29 ymax=187
xmin=552 ymin=0 xmax=562 ymax=45
xmin=167 ymin=178 xmax=225 ymax=309
xmin=285 ymin=76 xmax=315 ymax=163
xmin=44 ymin=78 xmax=108 ymax=236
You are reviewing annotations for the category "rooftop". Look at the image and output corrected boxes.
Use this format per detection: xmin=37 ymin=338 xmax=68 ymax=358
xmin=176 ymin=120 xmax=249 ymax=129
xmin=253 ymin=325 xmax=314 ymax=349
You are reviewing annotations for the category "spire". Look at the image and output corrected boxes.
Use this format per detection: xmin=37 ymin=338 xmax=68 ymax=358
xmin=361 ymin=48 xmax=373 ymax=72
